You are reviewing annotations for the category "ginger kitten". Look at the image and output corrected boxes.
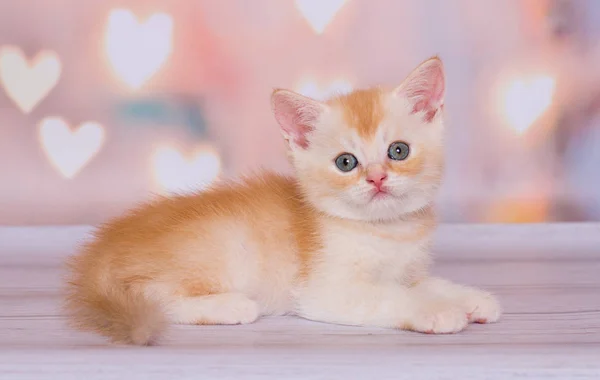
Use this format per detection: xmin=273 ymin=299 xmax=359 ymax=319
xmin=64 ymin=57 xmax=501 ymax=345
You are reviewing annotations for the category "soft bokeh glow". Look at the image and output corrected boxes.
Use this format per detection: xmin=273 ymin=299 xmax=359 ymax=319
xmin=500 ymin=75 xmax=556 ymax=134
xmin=295 ymin=78 xmax=353 ymax=100
xmin=485 ymin=197 xmax=550 ymax=223
xmin=0 ymin=46 xmax=61 ymax=114
xmin=38 ymin=117 xmax=105 ymax=179
xmin=152 ymin=145 xmax=221 ymax=195
xmin=294 ymin=0 xmax=347 ymax=34
xmin=0 ymin=1 xmax=598 ymax=225
xmin=105 ymin=9 xmax=173 ymax=90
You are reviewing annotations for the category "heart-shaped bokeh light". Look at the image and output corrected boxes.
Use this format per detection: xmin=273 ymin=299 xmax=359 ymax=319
xmin=500 ymin=75 xmax=556 ymax=134
xmin=153 ymin=145 xmax=221 ymax=194
xmin=0 ymin=46 xmax=61 ymax=113
xmin=295 ymin=0 xmax=347 ymax=34
xmin=295 ymin=77 xmax=353 ymax=101
xmin=38 ymin=117 xmax=105 ymax=179
xmin=105 ymin=9 xmax=173 ymax=90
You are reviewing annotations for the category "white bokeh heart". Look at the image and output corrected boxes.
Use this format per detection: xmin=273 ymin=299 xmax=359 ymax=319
xmin=501 ymin=75 xmax=555 ymax=134
xmin=295 ymin=0 xmax=347 ymax=34
xmin=152 ymin=145 xmax=221 ymax=194
xmin=295 ymin=78 xmax=353 ymax=100
xmin=38 ymin=117 xmax=105 ymax=179
xmin=0 ymin=46 xmax=61 ymax=113
xmin=105 ymin=9 xmax=173 ymax=90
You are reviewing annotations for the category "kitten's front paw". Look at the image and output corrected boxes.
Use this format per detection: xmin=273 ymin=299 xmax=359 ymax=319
xmin=404 ymin=301 xmax=468 ymax=334
xmin=463 ymin=291 xmax=502 ymax=324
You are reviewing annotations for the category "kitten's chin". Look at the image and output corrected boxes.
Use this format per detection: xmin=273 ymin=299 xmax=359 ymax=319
xmin=363 ymin=193 xmax=434 ymax=222
xmin=310 ymin=191 xmax=434 ymax=223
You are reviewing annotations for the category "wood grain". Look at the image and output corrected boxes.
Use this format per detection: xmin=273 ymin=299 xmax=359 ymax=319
xmin=0 ymin=224 xmax=599 ymax=379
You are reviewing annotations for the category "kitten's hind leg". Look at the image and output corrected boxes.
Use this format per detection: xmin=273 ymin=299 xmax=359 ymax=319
xmin=167 ymin=293 xmax=260 ymax=325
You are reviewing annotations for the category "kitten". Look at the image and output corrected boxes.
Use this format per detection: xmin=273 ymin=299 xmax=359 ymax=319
xmin=64 ymin=57 xmax=501 ymax=345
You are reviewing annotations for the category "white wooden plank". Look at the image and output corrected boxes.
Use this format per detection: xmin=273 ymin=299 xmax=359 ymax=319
xmin=0 ymin=224 xmax=599 ymax=379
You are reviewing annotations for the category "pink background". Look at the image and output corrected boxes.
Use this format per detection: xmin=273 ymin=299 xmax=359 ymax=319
xmin=1 ymin=0 xmax=599 ymax=225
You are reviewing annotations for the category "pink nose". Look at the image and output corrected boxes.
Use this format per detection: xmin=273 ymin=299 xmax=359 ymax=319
xmin=366 ymin=171 xmax=388 ymax=188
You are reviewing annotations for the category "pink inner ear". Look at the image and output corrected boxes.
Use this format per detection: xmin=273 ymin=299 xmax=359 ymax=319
xmin=403 ymin=59 xmax=445 ymax=123
xmin=272 ymin=91 xmax=321 ymax=149
xmin=290 ymin=124 xmax=311 ymax=149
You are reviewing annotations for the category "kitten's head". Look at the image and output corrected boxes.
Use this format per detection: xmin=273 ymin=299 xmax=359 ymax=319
xmin=271 ymin=57 xmax=446 ymax=222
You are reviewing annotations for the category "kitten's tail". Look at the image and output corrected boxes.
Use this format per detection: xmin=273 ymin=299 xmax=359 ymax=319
xmin=63 ymin=257 xmax=168 ymax=346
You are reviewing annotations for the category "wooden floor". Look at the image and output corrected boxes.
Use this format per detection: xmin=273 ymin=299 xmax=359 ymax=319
xmin=1 ymin=224 xmax=599 ymax=379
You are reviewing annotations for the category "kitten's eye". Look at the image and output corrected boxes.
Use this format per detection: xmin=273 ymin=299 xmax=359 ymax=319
xmin=387 ymin=141 xmax=410 ymax=161
xmin=334 ymin=153 xmax=358 ymax=172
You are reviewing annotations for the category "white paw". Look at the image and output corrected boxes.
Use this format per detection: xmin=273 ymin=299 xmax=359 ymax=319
xmin=217 ymin=294 xmax=260 ymax=325
xmin=405 ymin=301 xmax=468 ymax=334
xmin=462 ymin=291 xmax=502 ymax=324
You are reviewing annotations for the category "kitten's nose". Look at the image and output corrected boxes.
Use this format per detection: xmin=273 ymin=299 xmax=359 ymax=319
xmin=366 ymin=169 xmax=388 ymax=189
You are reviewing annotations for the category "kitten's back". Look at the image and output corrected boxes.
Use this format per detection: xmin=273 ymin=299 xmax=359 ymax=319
xmin=64 ymin=172 xmax=320 ymax=345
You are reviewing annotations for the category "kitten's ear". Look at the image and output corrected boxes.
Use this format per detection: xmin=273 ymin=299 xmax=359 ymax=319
xmin=271 ymin=89 xmax=327 ymax=149
xmin=395 ymin=56 xmax=445 ymax=123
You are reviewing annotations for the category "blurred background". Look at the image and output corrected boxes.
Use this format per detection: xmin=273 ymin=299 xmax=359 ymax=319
xmin=0 ymin=0 xmax=599 ymax=226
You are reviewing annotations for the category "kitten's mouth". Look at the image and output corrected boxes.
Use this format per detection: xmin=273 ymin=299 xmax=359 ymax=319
xmin=370 ymin=189 xmax=391 ymax=201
